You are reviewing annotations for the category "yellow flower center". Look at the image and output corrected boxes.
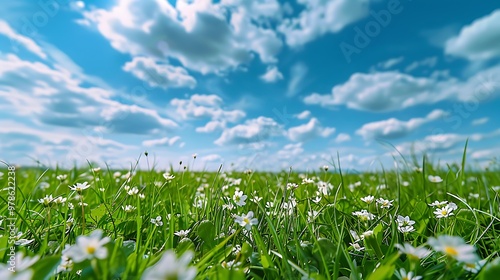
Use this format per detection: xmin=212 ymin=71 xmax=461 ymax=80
xmin=86 ymin=245 xmax=96 ymax=254
xmin=444 ymin=246 xmax=458 ymax=256
xmin=465 ymin=263 xmax=476 ymax=268
xmin=243 ymin=217 xmax=250 ymax=224
xmin=441 ymin=209 xmax=448 ymax=215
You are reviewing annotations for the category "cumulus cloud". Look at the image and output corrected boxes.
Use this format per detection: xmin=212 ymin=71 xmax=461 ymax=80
xmin=215 ymin=116 xmax=284 ymax=146
xmin=81 ymin=0 xmax=282 ymax=74
xmin=356 ymin=109 xmax=448 ymax=140
xmin=170 ymin=94 xmax=245 ymax=132
xmin=142 ymin=136 xmax=181 ymax=147
xmin=335 ymin=133 xmax=351 ymax=143
xmin=303 ymin=66 xmax=500 ymax=112
xmin=0 ymin=20 xmax=47 ymax=59
xmin=295 ymin=110 xmax=311 ymax=120
xmin=0 ymin=54 xmax=177 ymax=134
xmin=278 ymin=0 xmax=370 ymax=47
xmin=277 ymin=143 xmax=304 ymax=159
xmin=288 ymin=118 xmax=335 ymax=142
xmin=260 ymin=65 xmax=283 ymax=83
xmin=123 ymin=57 xmax=196 ymax=89
xmin=445 ymin=9 xmax=500 ymax=61
xmin=395 ymin=129 xmax=500 ymax=155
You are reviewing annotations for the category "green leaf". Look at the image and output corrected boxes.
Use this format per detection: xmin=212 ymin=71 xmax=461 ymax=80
xmin=197 ymin=220 xmax=216 ymax=249
xmin=214 ymin=266 xmax=246 ymax=280
xmin=479 ymin=257 xmax=500 ymax=280
xmin=176 ymin=238 xmax=195 ymax=255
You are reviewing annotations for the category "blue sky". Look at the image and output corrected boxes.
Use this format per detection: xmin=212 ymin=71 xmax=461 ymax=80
xmin=0 ymin=0 xmax=499 ymax=172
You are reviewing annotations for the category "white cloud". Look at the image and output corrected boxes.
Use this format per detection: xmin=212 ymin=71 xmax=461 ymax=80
xmin=122 ymin=57 xmax=196 ymax=89
xmin=170 ymin=94 xmax=245 ymax=132
xmin=356 ymin=109 xmax=448 ymax=140
xmin=0 ymin=20 xmax=47 ymax=59
xmin=295 ymin=110 xmax=311 ymax=120
xmin=471 ymin=117 xmax=489 ymax=126
xmin=404 ymin=57 xmax=438 ymax=72
xmin=303 ymin=66 xmax=500 ymax=112
xmin=278 ymin=0 xmax=370 ymax=47
xmin=0 ymin=54 xmax=177 ymax=134
xmin=395 ymin=129 xmax=500 ymax=155
xmin=260 ymin=65 xmax=283 ymax=83
xmin=288 ymin=118 xmax=335 ymax=142
xmin=200 ymin=154 xmax=222 ymax=162
xmin=81 ymin=0 xmax=282 ymax=74
xmin=287 ymin=62 xmax=308 ymax=97
xmin=277 ymin=143 xmax=304 ymax=159
xmin=445 ymin=9 xmax=500 ymax=61
xmin=215 ymin=116 xmax=284 ymax=146
xmin=335 ymin=133 xmax=351 ymax=143
xmin=142 ymin=136 xmax=181 ymax=147
xmin=195 ymin=120 xmax=226 ymax=133
xmin=377 ymin=56 xmax=404 ymax=69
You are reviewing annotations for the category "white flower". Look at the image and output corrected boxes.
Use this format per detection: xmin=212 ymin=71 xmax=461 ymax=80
xmin=352 ymin=210 xmax=376 ymax=221
xmin=286 ymin=183 xmax=298 ymax=190
xmin=395 ymin=268 xmax=422 ymax=280
xmin=360 ymin=195 xmax=375 ymax=204
xmin=57 ymin=174 xmax=67 ymax=181
xmin=447 ymin=202 xmax=458 ymax=210
xmin=174 ymin=229 xmax=190 ymax=238
xmin=122 ymin=205 xmax=136 ymax=213
xmin=398 ymin=226 xmax=415 ymax=234
xmin=350 ymin=242 xmax=364 ymax=252
xmin=53 ymin=196 xmax=67 ymax=205
xmin=250 ymin=196 xmax=262 ymax=203
xmin=38 ymin=194 xmax=54 ymax=206
xmin=163 ymin=173 xmax=175 ymax=181
xmin=127 ymin=187 xmax=139 ymax=196
xmin=0 ymin=252 xmax=38 ymax=279
xmin=427 ymin=235 xmax=479 ymax=263
xmin=151 ymin=216 xmax=163 ymax=227
xmin=429 ymin=200 xmax=448 ymax=207
xmin=69 ymin=182 xmax=90 ymax=192
xmin=396 ymin=215 xmax=415 ymax=227
xmin=233 ymin=191 xmax=247 ymax=206
xmin=141 ymin=250 xmax=196 ymax=280
xmin=395 ymin=243 xmax=431 ymax=261
xmin=322 ymin=165 xmax=329 ymax=171
xmin=312 ymin=196 xmax=322 ymax=203
xmin=301 ymin=178 xmax=314 ymax=184
xmin=463 ymin=259 xmax=486 ymax=273
xmin=376 ymin=198 xmax=393 ymax=209
xmin=234 ymin=211 xmax=258 ymax=230
xmin=65 ymin=230 xmax=111 ymax=262
xmin=434 ymin=205 xmax=455 ymax=218
xmin=57 ymin=255 xmax=74 ymax=273
xmin=349 ymin=230 xmax=364 ymax=242
xmin=428 ymin=175 xmax=443 ymax=183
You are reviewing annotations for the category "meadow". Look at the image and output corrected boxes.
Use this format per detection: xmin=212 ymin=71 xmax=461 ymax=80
xmin=1 ymin=150 xmax=500 ymax=279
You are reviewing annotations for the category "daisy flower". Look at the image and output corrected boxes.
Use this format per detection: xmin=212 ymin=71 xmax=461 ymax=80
xmin=174 ymin=229 xmax=191 ymax=238
xmin=360 ymin=195 xmax=375 ymax=204
xmin=428 ymin=175 xmax=443 ymax=183
xmin=429 ymin=200 xmax=448 ymax=207
xmin=376 ymin=198 xmax=393 ymax=209
xmin=434 ymin=205 xmax=455 ymax=218
xmin=65 ymin=230 xmax=111 ymax=262
xmin=69 ymin=182 xmax=90 ymax=192
xmin=395 ymin=268 xmax=422 ymax=280
xmin=395 ymin=243 xmax=432 ymax=261
xmin=234 ymin=211 xmax=259 ymax=230
xmin=151 ymin=216 xmax=163 ymax=227
xmin=233 ymin=191 xmax=247 ymax=206
xmin=141 ymin=250 xmax=196 ymax=280
xmin=427 ymin=235 xmax=479 ymax=263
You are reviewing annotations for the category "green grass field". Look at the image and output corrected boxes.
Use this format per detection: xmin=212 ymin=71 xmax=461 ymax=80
xmin=1 ymin=150 xmax=500 ymax=279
